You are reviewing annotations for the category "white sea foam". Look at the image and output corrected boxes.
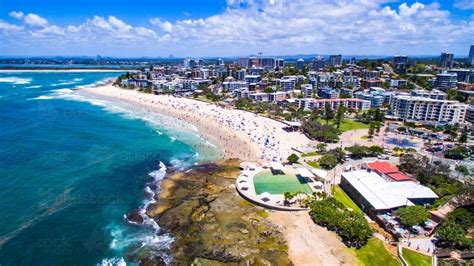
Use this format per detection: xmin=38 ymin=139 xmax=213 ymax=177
xmin=100 ymin=257 xmax=126 ymax=266
xmin=25 ymin=85 xmax=42 ymax=89
xmin=111 ymin=162 xmax=174 ymax=264
xmin=27 ymin=95 xmax=54 ymax=100
xmin=51 ymin=81 xmax=76 ymax=86
xmin=0 ymin=77 xmax=32 ymax=84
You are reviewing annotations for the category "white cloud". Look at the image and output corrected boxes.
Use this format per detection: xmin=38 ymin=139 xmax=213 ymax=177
xmin=150 ymin=18 xmax=173 ymax=32
xmin=1 ymin=1 xmax=473 ymax=56
xmin=0 ymin=21 xmax=23 ymax=31
xmin=24 ymin=13 xmax=49 ymax=27
xmin=454 ymin=0 xmax=474 ymax=10
xmin=9 ymin=11 xmax=24 ymax=20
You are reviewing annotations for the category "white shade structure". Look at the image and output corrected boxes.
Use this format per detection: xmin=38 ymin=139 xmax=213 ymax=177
xmin=296 ymin=167 xmax=315 ymax=178
xmin=311 ymin=168 xmax=328 ymax=180
xmin=270 ymin=162 xmax=284 ymax=171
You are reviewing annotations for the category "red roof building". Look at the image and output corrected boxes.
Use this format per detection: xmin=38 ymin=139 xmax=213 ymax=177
xmin=366 ymin=161 xmax=416 ymax=182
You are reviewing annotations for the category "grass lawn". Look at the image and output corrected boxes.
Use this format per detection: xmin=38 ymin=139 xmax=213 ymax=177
xmin=354 ymin=238 xmax=401 ymax=266
xmin=402 ymin=248 xmax=431 ymax=266
xmin=307 ymin=161 xmax=321 ymax=168
xmin=301 ymin=151 xmax=319 ymax=157
xmin=317 ymin=118 xmax=369 ymax=132
xmin=253 ymin=171 xmax=312 ymax=195
xmin=332 ymin=185 xmax=363 ymax=213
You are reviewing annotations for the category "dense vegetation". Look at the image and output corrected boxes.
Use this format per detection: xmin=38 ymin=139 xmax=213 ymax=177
xmin=396 ymin=206 xmax=430 ymax=227
xmin=345 ymin=145 xmax=384 ymax=159
xmin=309 ymin=197 xmax=372 ymax=248
xmin=397 ymin=153 xmax=464 ymax=207
xmin=437 ymin=206 xmax=474 ymax=250
xmin=316 ymin=148 xmax=346 ymax=169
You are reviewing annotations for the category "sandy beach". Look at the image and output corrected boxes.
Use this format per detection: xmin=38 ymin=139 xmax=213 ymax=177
xmin=80 ymin=84 xmax=310 ymax=161
xmin=268 ymin=211 xmax=357 ymax=265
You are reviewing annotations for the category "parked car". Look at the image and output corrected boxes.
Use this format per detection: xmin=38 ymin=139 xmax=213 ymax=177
xmin=377 ymin=155 xmax=389 ymax=160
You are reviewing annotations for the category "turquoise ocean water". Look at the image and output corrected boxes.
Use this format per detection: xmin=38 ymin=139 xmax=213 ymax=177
xmin=0 ymin=71 xmax=218 ymax=265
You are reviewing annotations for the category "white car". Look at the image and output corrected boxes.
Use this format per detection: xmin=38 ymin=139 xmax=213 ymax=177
xmin=377 ymin=155 xmax=389 ymax=160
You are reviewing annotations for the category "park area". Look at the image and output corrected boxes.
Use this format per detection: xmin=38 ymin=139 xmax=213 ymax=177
xmin=353 ymin=238 xmax=401 ymax=266
xmin=253 ymin=171 xmax=312 ymax=195
xmin=332 ymin=185 xmax=363 ymax=213
xmin=402 ymin=248 xmax=431 ymax=266
xmin=317 ymin=118 xmax=369 ymax=132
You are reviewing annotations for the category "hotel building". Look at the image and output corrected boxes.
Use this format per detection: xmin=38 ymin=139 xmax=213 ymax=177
xmin=390 ymin=95 xmax=468 ymax=125
xmin=296 ymin=98 xmax=371 ymax=111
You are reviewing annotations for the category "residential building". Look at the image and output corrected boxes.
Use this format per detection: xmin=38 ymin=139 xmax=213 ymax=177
xmin=275 ymin=58 xmax=284 ymax=69
xmin=222 ymin=80 xmax=248 ymax=91
xmin=411 ymin=89 xmax=447 ymax=100
xmin=237 ymin=57 xmax=249 ymax=68
xmin=245 ymin=74 xmax=261 ymax=85
xmin=390 ymin=95 xmax=468 ymax=125
xmin=386 ymin=78 xmax=408 ymax=88
xmin=312 ymin=56 xmax=325 ymax=71
xmin=467 ymin=101 xmax=474 ymax=124
xmin=361 ymin=69 xmax=381 ymax=80
xmin=234 ymin=88 xmax=250 ymax=99
xmin=296 ymin=58 xmax=305 ymax=71
xmin=260 ymin=57 xmax=275 ymax=69
xmin=447 ymin=68 xmax=474 ymax=83
xmin=301 ymin=84 xmax=313 ymax=98
xmin=469 ymin=45 xmax=474 ymax=65
xmin=236 ymin=69 xmax=246 ymax=81
xmin=249 ymin=92 xmax=269 ymax=102
xmin=435 ymin=72 xmax=458 ymax=91
xmin=318 ymin=86 xmax=340 ymax=99
xmin=393 ymin=55 xmax=408 ymax=74
xmin=354 ymin=87 xmax=389 ymax=108
xmin=329 ymin=55 xmax=342 ymax=67
xmin=217 ymin=58 xmax=224 ymax=66
xmin=280 ymin=78 xmax=296 ymax=91
xmin=343 ymin=75 xmax=361 ymax=89
xmin=340 ymin=88 xmax=354 ymax=97
xmin=296 ymin=98 xmax=371 ymax=111
xmin=269 ymin=91 xmax=287 ymax=102
xmin=439 ymin=52 xmax=454 ymax=68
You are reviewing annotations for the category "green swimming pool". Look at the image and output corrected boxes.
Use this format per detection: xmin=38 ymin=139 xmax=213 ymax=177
xmin=253 ymin=171 xmax=312 ymax=195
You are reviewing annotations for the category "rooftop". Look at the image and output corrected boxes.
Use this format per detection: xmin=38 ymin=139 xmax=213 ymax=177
xmin=342 ymin=170 xmax=438 ymax=210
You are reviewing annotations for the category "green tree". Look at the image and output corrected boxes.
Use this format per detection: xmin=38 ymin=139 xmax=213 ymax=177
xmin=437 ymin=221 xmax=467 ymax=247
xmin=318 ymin=154 xmax=338 ymax=169
xmin=316 ymin=143 xmax=327 ymax=153
xmin=396 ymin=206 xmax=430 ymax=227
xmin=458 ymin=126 xmax=469 ymax=145
xmin=335 ymin=105 xmax=347 ymax=129
xmin=324 ymin=103 xmax=335 ymax=124
xmin=287 ymin=153 xmax=299 ymax=164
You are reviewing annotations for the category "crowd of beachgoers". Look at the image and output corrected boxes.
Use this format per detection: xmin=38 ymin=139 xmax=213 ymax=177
xmin=81 ymin=84 xmax=310 ymax=162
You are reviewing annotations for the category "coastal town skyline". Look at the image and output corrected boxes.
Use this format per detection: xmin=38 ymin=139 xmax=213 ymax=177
xmin=1 ymin=0 xmax=474 ymax=57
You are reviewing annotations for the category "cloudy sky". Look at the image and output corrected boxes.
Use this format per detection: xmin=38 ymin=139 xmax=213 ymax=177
xmin=0 ymin=0 xmax=473 ymax=57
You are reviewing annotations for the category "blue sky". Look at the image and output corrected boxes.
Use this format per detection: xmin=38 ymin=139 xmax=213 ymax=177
xmin=0 ymin=0 xmax=473 ymax=57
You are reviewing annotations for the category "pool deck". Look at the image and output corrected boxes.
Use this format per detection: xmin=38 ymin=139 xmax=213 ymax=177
xmin=236 ymin=164 xmax=323 ymax=211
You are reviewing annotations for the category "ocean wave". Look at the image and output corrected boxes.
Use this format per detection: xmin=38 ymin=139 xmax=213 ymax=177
xmin=25 ymin=85 xmax=42 ymax=89
xmin=0 ymin=77 xmax=32 ymax=84
xmin=100 ymin=257 xmax=126 ymax=266
xmin=112 ymin=162 xmax=173 ymax=264
xmin=27 ymin=95 xmax=54 ymax=100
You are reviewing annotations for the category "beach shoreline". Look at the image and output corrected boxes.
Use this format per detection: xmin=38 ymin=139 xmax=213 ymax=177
xmin=79 ymin=84 xmax=310 ymax=161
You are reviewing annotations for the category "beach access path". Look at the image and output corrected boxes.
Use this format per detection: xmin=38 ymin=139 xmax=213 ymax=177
xmin=80 ymin=85 xmax=311 ymax=161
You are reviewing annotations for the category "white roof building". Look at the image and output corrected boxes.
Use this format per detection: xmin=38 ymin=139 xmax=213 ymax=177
xmin=341 ymin=170 xmax=438 ymax=211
